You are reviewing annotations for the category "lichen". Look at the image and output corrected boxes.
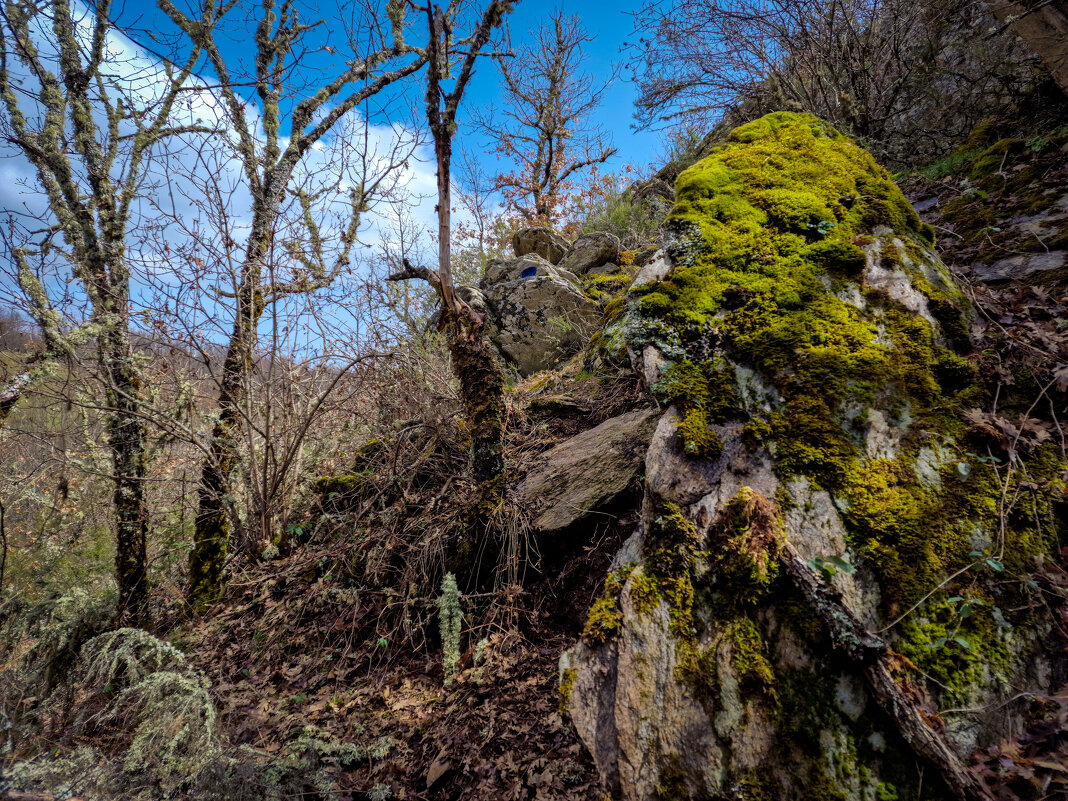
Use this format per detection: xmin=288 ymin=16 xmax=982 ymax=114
xmin=558 ymin=667 xmax=577 ymax=714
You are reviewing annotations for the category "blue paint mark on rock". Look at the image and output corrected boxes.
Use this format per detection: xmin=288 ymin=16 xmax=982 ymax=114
xmin=520 ymin=266 xmax=538 ymax=279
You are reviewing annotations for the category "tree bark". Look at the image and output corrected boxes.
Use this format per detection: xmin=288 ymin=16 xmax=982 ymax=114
xmin=187 ymin=254 xmax=265 ymax=611
xmin=990 ymin=0 xmax=1068 ymax=97
xmin=0 ymin=365 xmax=35 ymax=432
xmin=99 ymin=327 xmax=149 ymax=626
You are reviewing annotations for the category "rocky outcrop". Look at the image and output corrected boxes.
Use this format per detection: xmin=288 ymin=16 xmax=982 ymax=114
xmin=517 ymin=408 xmax=659 ymax=533
xmin=481 ymin=254 xmax=601 ymax=375
xmin=562 ymin=113 xmax=1062 ymax=801
xmin=511 ymin=226 xmax=570 ymax=264
xmin=559 ymin=232 xmax=621 ymax=275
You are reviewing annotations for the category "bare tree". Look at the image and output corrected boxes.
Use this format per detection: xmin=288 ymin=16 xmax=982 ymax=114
xmin=475 ymin=10 xmax=616 ymax=226
xmin=0 ymin=0 xmax=205 ymax=622
xmin=389 ymin=0 xmax=512 ymax=579
xmin=629 ymin=0 xmax=1038 ymax=164
xmin=159 ymin=0 xmax=428 ymax=610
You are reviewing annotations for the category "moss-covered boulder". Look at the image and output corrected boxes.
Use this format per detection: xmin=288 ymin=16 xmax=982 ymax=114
xmin=563 ymin=113 xmax=1065 ymax=801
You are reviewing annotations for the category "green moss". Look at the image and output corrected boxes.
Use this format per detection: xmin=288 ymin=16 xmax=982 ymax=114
xmin=804 ymin=239 xmax=867 ymax=277
xmin=894 ymin=597 xmax=1013 ymax=705
xmin=676 ymin=408 xmax=724 ymax=459
xmin=656 ymin=757 xmax=693 ymax=801
xmin=969 ymin=138 xmax=1025 ymax=179
xmin=709 ymin=488 xmax=784 ymax=599
xmin=725 ymin=617 xmax=776 ymax=696
xmin=581 ymin=563 xmax=637 ymax=646
xmin=639 ymin=501 xmax=699 ymax=637
xmin=558 ymin=667 xmax=577 ymax=714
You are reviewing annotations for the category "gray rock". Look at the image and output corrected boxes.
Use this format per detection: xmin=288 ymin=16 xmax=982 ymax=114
xmin=517 ymin=408 xmax=659 ymax=533
xmin=484 ymin=253 xmax=577 ymax=285
xmin=511 ymin=226 xmax=571 ymax=264
xmin=587 ymin=262 xmax=621 ymax=276
xmin=632 ymin=177 xmax=675 ymax=205
xmin=559 ymin=232 xmax=621 ymax=275
xmin=632 ymin=250 xmax=672 ymax=286
xmin=481 ymin=255 xmax=601 ymax=375
xmin=973 ymin=250 xmax=1066 ymax=283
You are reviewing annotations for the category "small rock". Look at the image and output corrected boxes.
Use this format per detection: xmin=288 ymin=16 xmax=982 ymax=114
xmin=587 ymin=262 xmax=621 ymax=276
xmin=559 ymin=232 xmax=621 ymax=275
xmin=973 ymin=250 xmax=1066 ymax=283
xmin=511 ymin=226 xmax=571 ymax=264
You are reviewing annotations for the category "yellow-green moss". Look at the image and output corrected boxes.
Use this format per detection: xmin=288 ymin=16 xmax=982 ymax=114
xmin=581 ymin=563 xmax=637 ymax=646
xmin=558 ymin=667 xmax=577 ymax=714
xmin=639 ymin=501 xmax=699 ymax=637
xmin=726 ymin=617 xmax=776 ymax=696
xmin=653 ymin=359 xmax=740 ymax=460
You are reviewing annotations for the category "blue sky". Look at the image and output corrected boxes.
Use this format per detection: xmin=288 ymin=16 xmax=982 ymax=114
xmin=115 ymin=0 xmax=664 ymax=181
xmin=0 ymin=0 xmax=670 ymax=354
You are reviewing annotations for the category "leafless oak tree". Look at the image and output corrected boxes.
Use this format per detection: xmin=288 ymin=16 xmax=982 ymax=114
xmin=475 ymin=10 xmax=616 ymax=226
xmin=159 ymin=0 xmax=429 ymax=610
xmin=0 ymin=0 xmax=205 ymax=622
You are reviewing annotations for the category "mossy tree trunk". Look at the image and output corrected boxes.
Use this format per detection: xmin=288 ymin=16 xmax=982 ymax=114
xmin=388 ymin=1 xmax=512 ymax=584
xmin=160 ymin=0 xmax=428 ymax=611
xmin=187 ymin=258 xmax=265 ymax=609
xmin=100 ymin=326 xmax=150 ymax=624
xmin=0 ymin=0 xmax=204 ymax=626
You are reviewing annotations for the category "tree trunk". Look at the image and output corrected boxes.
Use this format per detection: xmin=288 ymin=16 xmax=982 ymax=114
xmin=991 ymin=0 xmax=1068 ymax=96
xmin=99 ymin=328 xmax=149 ymax=626
xmin=187 ymin=277 xmax=263 ymax=611
xmin=447 ymin=322 xmax=507 ymax=517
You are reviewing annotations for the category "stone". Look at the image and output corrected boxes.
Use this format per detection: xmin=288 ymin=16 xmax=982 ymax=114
xmin=564 ymin=113 xmax=1057 ymax=801
xmin=631 ymin=249 xmax=672 ymax=286
xmin=511 ymin=226 xmax=570 ymax=264
xmin=973 ymin=250 xmax=1066 ymax=283
xmin=631 ymin=177 xmax=675 ymax=205
xmin=517 ymin=408 xmax=659 ymax=533
xmin=586 ymin=262 xmax=621 ymax=276
xmin=558 ymin=231 xmax=621 ymax=275
xmin=481 ymin=255 xmax=601 ymax=375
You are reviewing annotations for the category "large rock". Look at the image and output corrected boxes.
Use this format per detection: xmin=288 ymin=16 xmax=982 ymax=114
xmin=517 ymin=408 xmax=659 ymax=533
xmin=562 ymin=113 xmax=1061 ymax=801
xmin=481 ymin=254 xmax=601 ymax=375
xmin=511 ymin=226 xmax=570 ymax=264
xmin=558 ymin=231 xmax=621 ymax=275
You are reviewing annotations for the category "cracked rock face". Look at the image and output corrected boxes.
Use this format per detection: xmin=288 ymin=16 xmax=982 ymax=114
xmin=481 ymin=254 xmax=601 ymax=375
xmin=559 ymin=231 xmax=622 ymax=275
xmin=517 ymin=408 xmax=659 ymax=534
xmin=561 ymin=113 xmax=1060 ymax=801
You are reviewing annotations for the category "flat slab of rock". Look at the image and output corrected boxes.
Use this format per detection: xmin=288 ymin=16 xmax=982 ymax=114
xmin=517 ymin=408 xmax=659 ymax=533
xmin=512 ymin=226 xmax=571 ymax=264
xmin=973 ymin=250 xmax=1066 ymax=283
